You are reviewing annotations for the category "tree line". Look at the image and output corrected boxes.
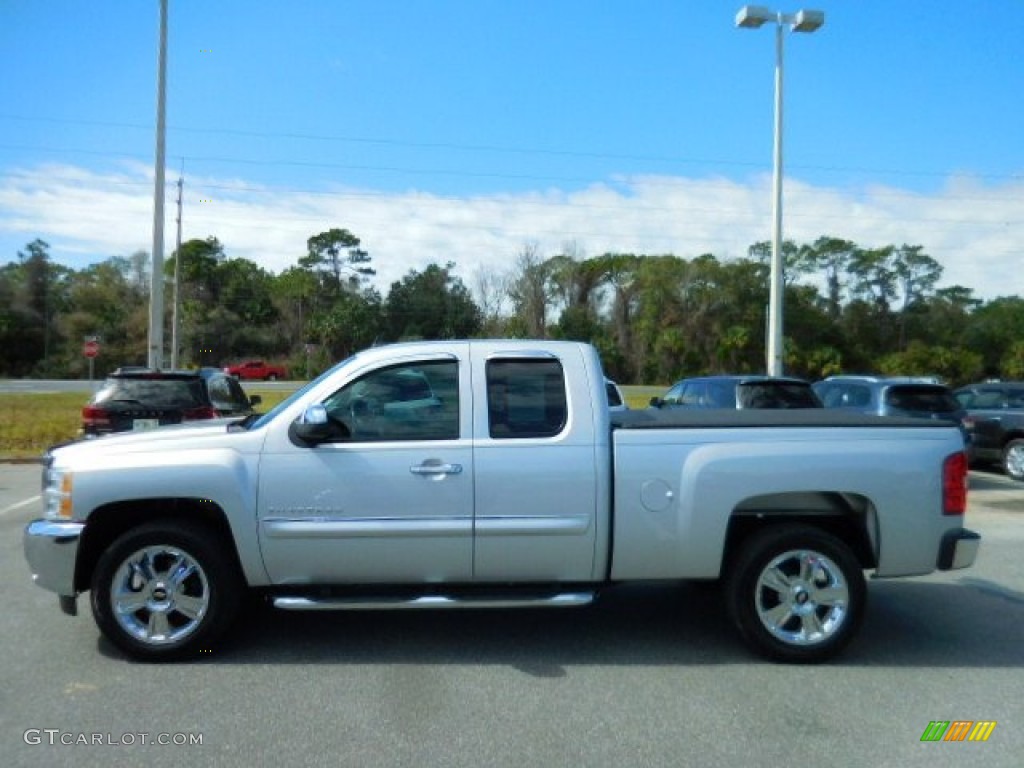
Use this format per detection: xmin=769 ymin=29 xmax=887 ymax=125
xmin=1 ymin=229 xmax=1022 ymax=386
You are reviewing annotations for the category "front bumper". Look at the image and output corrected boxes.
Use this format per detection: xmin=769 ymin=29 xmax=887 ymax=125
xmin=938 ymin=528 xmax=981 ymax=571
xmin=24 ymin=519 xmax=85 ymax=604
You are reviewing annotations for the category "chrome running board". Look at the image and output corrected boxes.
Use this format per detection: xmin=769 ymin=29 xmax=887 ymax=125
xmin=273 ymin=592 xmax=595 ymax=611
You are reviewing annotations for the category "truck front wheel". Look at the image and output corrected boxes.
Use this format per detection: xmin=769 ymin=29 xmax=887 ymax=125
xmin=1003 ymin=438 xmax=1024 ymax=482
xmin=90 ymin=521 xmax=242 ymax=661
xmin=726 ymin=525 xmax=865 ymax=663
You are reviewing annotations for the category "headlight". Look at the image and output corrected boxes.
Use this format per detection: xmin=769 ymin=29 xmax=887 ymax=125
xmin=43 ymin=469 xmax=74 ymax=520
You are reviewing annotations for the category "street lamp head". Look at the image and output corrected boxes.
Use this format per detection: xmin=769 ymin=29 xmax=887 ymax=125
xmin=735 ymin=5 xmax=774 ymax=28
xmin=792 ymin=9 xmax=825 ymax=32
xmin=735 ymin=6 xmax=825 ymax=33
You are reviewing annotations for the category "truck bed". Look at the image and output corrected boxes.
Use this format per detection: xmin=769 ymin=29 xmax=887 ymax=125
xmin=612 ymin=408 xmax=955 ymax=430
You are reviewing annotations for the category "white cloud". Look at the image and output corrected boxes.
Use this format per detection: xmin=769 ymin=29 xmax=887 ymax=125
xmin=1 ymin=162 xmax=1021 ymax=301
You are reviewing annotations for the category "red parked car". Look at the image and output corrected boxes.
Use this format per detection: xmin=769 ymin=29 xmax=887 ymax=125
xmin=223 ymin=360 xmax=288 ymax=381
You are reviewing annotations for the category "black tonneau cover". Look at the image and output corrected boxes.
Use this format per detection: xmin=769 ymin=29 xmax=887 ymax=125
xmin=611 ymin=408 xmax=954 ymax=430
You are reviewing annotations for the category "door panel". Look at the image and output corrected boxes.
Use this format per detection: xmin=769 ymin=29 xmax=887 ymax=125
xmin=258 ymin=443 xmax=473 ymax=584
xmin=257 ymin=357 xmax=473 ymax=584
xmin=471 ymin=354 xmax=599 ymax=581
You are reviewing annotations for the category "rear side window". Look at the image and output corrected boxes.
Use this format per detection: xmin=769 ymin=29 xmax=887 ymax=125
xmin=886 ymin=386 xmax=959 ymax=414
xmin=738 ymin=382 xmax=820 ymax=408
xmin=487 ymin=359 xmax=567 ymax=439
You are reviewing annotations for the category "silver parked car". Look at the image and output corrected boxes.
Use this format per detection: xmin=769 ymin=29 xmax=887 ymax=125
xmin=650 ymin=375 xmax=822 ymax=410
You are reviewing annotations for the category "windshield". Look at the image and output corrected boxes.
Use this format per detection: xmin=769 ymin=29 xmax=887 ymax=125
xmin=246 ymin=355 xmax=355 ymax=430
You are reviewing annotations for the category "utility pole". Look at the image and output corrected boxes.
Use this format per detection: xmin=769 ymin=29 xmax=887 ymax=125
xmin=170 ymin=173 xmax=183 ymax=369
xmin=147 ymin=0 xmax=168 ymax=369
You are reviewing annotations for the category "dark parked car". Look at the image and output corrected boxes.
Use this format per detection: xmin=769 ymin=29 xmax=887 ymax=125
xmin=649 ymin=375 xmax=822 ymax=410
xmin=954 ymin=380 xmax=1024 ymax=482
xmin=82 ymin=368 xmax=261 ymax=437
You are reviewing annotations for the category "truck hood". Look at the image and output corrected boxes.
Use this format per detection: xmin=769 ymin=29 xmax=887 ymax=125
xmin=51 ymin=419 xmax=256 ymax=462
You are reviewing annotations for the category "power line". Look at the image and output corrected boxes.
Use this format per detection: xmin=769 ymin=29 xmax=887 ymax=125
xmin=2 ymin=113 xmax=1023 ymax=184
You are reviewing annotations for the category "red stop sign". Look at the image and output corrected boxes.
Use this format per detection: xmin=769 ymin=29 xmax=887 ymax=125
xmin=83 ymin=340 xmax=100 ymax=358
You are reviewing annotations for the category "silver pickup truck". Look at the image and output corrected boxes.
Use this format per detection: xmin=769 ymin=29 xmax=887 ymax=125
xmin=24 ymin=340 xmax=979 ymax=663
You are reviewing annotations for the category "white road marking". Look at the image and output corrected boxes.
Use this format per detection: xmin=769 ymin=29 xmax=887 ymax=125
xmin=1 ymin=495 xmax=41 ymax=517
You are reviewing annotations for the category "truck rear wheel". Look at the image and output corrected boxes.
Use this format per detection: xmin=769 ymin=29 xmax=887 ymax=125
xmin=90 ymin=520 xmax=242 ymax=661
xmin=726 ymin=524 xmax=865 ymax=663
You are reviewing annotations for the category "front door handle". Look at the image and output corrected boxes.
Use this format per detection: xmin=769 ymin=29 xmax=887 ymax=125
xmin=410 ymin=462 xmax=463 ymax=476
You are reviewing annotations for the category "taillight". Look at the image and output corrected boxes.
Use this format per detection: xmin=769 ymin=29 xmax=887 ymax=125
xmin=81 ymin=406 xmax=111 ymax=428
xmin=943 ymin=451 xmax=968 ymax=515
xmin=182 ymin=406 xmax=218 ymax=421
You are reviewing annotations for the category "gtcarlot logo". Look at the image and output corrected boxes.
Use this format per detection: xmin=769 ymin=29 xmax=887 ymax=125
xmin=920 ymin=721 xmax=997 ymax=743
xmin=23 ymin=729 xmax=203 ymax=746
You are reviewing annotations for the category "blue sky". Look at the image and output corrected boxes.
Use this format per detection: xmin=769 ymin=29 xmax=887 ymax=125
xmin=1 ymin=0 xmax=1022 ymax=300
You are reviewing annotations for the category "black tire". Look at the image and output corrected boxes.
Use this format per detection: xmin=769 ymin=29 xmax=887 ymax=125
xmin=725 ymin=524 xmax=866 ymax=663
xmin=90 ymin=520 xmax=243 ymax=661
xmin=266 ymin=373 xmax=278 ymax=381
xmin=1003 ymin=438 xmax=1024 ymax=482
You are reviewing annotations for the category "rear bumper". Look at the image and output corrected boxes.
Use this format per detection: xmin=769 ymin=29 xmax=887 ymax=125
xmin=24 ymin=519 xmax=84 ymax=597
xmin=938 ymin=528 xmax=981 ymax=571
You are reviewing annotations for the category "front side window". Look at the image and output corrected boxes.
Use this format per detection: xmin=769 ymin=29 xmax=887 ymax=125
xmin=678 ymin=382 xmax=706 ymax=407
xmin=605 ymin=381 xmax=623 ymax=407
xmin=706 ymin=381 xmax=736 ymax=407
xmin=661 ymin=383 xmax=685 ymax=406
xmin=321 ymin=360 xmax=458 ymax=442
xmin=487 ymin=359 xmax=567 ymax=439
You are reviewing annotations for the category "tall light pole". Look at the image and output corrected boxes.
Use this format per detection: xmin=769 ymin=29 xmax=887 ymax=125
xmin=735 ymin=5 xmax=824 ymax=376
xmin=148 ymin=0 xmax=169 ymax=369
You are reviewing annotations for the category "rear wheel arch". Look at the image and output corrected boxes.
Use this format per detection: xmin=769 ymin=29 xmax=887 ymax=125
xmin=722 ymin=492 xmax=878 ymax=574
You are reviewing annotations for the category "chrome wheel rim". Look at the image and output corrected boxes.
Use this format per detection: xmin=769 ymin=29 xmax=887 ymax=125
xmin=110 ymin=545 xmax=210 ymax=646
xmin=754 ymin=549 xmax=849 ymax=646
xmin=1006 ymin=443 xmax=1024 ymax=479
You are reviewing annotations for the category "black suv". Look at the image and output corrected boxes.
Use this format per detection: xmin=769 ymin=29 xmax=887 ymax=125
xmin=954 ymin=380 xmax=1024 ymax=482
xmin=650 ymin=375 xmax=822 ymax=410
xmin=82 ymin=368 xmax=260 ymax=436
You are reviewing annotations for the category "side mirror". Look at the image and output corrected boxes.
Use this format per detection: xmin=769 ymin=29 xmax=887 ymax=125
xmin=288 ymin=404 xmax=348 ymax=446
xmin=249 ymin=394 xmax=262 ymax=406
xmin=649 ymin=396 xmax=663 ymax=408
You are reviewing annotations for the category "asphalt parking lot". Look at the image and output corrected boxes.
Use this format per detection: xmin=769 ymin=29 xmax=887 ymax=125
xmin=1 ymin=463 xmax=1021 ymax=768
